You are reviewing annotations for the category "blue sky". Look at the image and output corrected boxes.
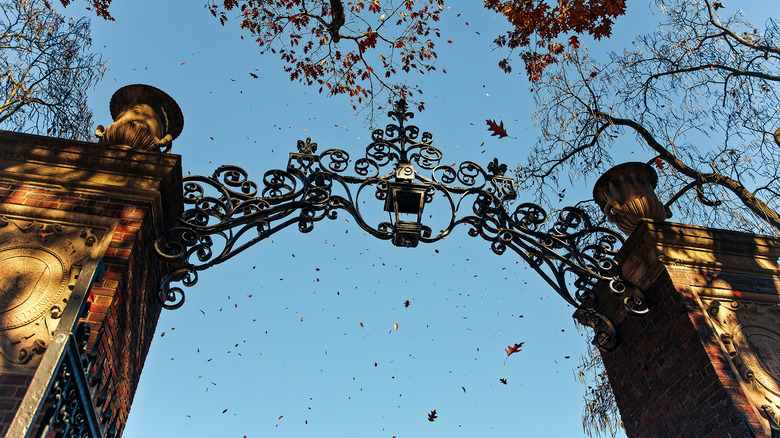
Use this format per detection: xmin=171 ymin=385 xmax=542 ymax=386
xmin=49 ymin=0 xmax=778 ymax=436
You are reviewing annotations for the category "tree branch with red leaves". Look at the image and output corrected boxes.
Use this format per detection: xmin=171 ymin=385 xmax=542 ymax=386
xmin=484 ymin=0 xmax=626 ymax=81
xmin=61 ymin=0 xmax=635 ymax=120
xmin=205 ymin=0 xmax=444 ymax=121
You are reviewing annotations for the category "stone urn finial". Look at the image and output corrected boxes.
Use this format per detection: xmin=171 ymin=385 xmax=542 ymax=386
xmin=593 ymin=162 xmax=672 ymax=235
xmin=95 ymin=84 xmax=183 ymax=153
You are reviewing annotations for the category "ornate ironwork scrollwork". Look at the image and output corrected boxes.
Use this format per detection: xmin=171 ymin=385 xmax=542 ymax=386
xmin=157 ymin=100 xmax=646 ymax=351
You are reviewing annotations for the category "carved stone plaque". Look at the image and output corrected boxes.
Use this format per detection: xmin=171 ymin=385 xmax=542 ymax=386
xmin=702 ymin=297 xmax=780 ymax=434
xmin=0 ymin=217 xmax=102 ymax=367
xmin=0 ymin=247 xmax=67 ymax=331
xmin=733 ymin=325 xmax=780 ymax=397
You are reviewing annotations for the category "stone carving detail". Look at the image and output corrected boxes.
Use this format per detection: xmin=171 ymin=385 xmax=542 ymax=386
xmin=0 ymin=217 xmax=100 ymax=366
xmin=94 ymin=84 xmax=183 ymax=153
xmin=592 ymin=162 xmax=672 ymax=235
xmin=704 ymin=298 xmax=780 ymax=434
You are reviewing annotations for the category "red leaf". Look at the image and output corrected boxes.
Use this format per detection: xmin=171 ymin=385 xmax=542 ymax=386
xmin=568 ymin=36 xmax=580 ymax=49
xmin=505 ymin=342 xmax=524 ymax=357
xmin=486 ymin=119 xmax=509 ymax=138
xmin=654 ymin=157 xmax=665 ymax=170
xmin=428 ymin=410 xmax=437 ymax=422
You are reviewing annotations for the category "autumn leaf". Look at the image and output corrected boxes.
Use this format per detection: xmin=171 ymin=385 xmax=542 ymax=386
xmin=504 ymin=342 xmax=524 ymax=364
xmin=486 ymin=119 xmax=509 ymax=138
xmin=499 ymin=378 xmax=508 ymax=385
xmin=653 ymin=157 xmax=665 ymax=170
xmin=428 ymin=410 xmax=437 ymax=422
xmin=393 ymin=322 xmax=399 ymax=330
xmin=404 ymin=300 xmax=411 ymax=308
xmin=568 ymin=36 xmax=580 ymax=49
xmin=505 ymin=342 xmax=524 ymax=356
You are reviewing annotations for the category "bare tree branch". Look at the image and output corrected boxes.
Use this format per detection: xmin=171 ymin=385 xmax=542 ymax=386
xmin=0 ymin=0 xmax=106 ymax=140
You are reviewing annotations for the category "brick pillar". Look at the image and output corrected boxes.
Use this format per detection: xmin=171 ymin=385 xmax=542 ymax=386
xmin=0 ymin=130 xmax=181 ymax=436
xmin=582 ymin=220 xmax=780 ymax=437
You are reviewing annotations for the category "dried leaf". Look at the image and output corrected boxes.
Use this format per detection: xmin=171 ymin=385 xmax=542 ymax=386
xmin=505 ymin=342 xmax=524 ymax=356
xmin=428 ymin=410 xmax=437 ymax=422
xmin=486 ymin=119 xmax=509 ymax=138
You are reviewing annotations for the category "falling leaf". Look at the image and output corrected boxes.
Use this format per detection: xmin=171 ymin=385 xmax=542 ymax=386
xmin=428 ymin=410 xmax=438 ymax=422
xmin=486 ymin=119 xmax=509 ymax=138
xmin=222 ymin=409 xmax=228 ymax=414
xmin=393 ymin=322 xmax=399 ymax=330
xmin=499 ymin=378 xmax=508 ymax=385
xmin=504 ymin=342 xmax=525 ymax=364
xmin=360 ymin=322 xmax=364 ymax=327
xmin=568 ymin=35 xmax=580 ymax=48
xmin=404 ymin=300 xmax=411 ymax=308
xmin=160 ymin=332 xmax=165 ymax=337
xmin=461 ymin=386 xmax=466 ymax=393
xmin=654 ymin=157 xmax=665 ymax=170
xmin=278 ymin=415 xmax=284 ymax=420
xmin=505 ymin=342 xmax=524 ymax=356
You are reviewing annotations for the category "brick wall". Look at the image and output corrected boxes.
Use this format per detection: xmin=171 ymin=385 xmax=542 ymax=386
xmin=0 ymin=130 xmax=181 ymax=437
xmin=601 ymin=269 xmax=762 ymax=437
xmin=0 ymin=374 xmax=33 ymax=428
xmin=585 ymin=220 xmax=780 ymax=438
xmin=0 ymin=181 xmax=165 ymax=435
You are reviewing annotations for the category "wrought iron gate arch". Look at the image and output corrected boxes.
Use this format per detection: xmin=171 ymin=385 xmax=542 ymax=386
xmin=156 ymin=100 xmax=647 ymax=351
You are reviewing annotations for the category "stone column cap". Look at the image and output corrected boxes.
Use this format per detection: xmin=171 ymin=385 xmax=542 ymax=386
xmin=592 ymin=161 xmax=658 ymax=210
xmin=110 ymin=84 xmax=184 ymax=141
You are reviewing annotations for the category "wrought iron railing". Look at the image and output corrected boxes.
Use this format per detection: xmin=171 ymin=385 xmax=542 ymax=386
xmin=7 ymin=259 xmax=117 ymax=438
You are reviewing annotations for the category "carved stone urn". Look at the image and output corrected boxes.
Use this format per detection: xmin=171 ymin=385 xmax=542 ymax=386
xmin=592 ymin=162 xmax=672 ymax=235
xmin=95 ymin=84 xmax=183 ymax=152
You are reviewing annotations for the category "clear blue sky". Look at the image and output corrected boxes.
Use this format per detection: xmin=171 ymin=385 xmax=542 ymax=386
xmin=51 ymin=1 xmax=777 ymax=437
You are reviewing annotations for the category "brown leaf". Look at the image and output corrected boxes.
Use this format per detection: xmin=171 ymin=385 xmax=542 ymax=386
xmin=505 ymin=342 xmax=524 ymax=357
xmin=428 ymin=409 xmax=437 ymax=422
xmin=486 ymin=119 xmax=509 ymax=138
